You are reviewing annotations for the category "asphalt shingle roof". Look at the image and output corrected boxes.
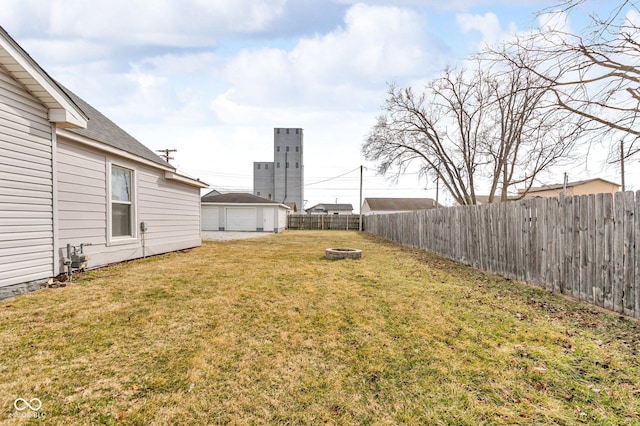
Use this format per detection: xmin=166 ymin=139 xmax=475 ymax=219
xmin=59 ymin=84 xmax=171 ymax=169
xmin=201 ymin=192 xmax=288 ymax=205
xmin=307 ymin=203 xmax=353 ymax=211
xmin=364 ymin=198 xmax=439 ymax=211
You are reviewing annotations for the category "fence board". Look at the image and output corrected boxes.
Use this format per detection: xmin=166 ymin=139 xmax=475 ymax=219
xmin=623 ymin=192 xmax=635 ymax=317
xmin=580 ymin=195 xmax=590 ymax=302
xmin=287 ymin=214 xmax=361 ymax=231
xmin=603 ymin=194 xmax=614 ymax=310
xmin=613 ymin=193 xmax=624 ymax=313
xmin=364 ymin=191 xmax=639 ymax=318
xmin=636 ymin=191 xmax=640 ymax=319
xmin=594 ymin=193 xmax=604 ymax=307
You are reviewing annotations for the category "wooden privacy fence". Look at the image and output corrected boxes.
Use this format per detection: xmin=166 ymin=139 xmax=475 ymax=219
xmin=287 ymin=214 xmax=361 ymax=230
xmin=364 ymin=192 xmax=640 ymax=318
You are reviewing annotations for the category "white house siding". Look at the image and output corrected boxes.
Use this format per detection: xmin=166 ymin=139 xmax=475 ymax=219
xmin=56 ymin=138 xmax=201 ymax=274
xmin=201 ymin=206 xmax=219 ymax=231
xmin=278 ymin=209 xmax=287 ymax=232
xmin=0 ymin=67 xmax=54 ymax=290
xmin=137 ymin=167 xmax=201 ymax=256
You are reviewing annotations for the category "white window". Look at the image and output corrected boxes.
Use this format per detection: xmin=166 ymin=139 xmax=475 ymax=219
xmin=111 ymin=165 xmax=134 ymax=238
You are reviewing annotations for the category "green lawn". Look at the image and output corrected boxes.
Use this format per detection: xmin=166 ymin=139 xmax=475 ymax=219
xmin=1 ymin=231 xmax=639 ymax=425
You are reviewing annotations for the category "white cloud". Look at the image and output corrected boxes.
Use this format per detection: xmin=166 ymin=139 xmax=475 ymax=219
xmin=335 ymin=0 xmax=548 ymax=11
xmin=537 ymin=10 xmax=572 ymax=33
xmin=456 ymin=12 xmax=518 ymax=50
xmin=1 ymin=0 xmax=287 ymax=47
xmin=218 ymin=3 xmax=448 ymax=118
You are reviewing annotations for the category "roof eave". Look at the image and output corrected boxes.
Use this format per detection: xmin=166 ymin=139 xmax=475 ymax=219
xmin=0 ymin=27 xmax=88 ymax=129
xmin=164 ymin=171 xmax=209 ymax=189
xmin=202 ymin=201 xmax=291 ymax=209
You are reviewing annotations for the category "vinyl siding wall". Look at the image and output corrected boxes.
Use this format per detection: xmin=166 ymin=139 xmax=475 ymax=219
xmin=0 ymin=67 xmax=54 ymax=288
xmin=56 ymin=138 xmax=201 ymax=274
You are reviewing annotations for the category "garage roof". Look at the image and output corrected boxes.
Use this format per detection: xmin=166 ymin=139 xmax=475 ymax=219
xmin=202 ymin=192 xmax=290 ymax=208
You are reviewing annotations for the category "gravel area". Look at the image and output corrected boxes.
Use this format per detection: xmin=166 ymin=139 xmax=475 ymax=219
xmin=202 ymin=231 xmax=275 ymax=241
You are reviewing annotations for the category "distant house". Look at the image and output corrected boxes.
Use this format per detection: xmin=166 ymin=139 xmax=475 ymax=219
xmin=306 ymin=203 xmax=353 ymax=215
xmin=201 ymin=192 xmax=290 ymax=233
xmin=361 ymin=198 xmax=440 ymax=215
xmin=520 ymin=178 xmax=620 ymax=199
xmin=0 ymin=26 xmax=207 ymax=299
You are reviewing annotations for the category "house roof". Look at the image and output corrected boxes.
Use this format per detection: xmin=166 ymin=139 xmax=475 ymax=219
xmin=59 ymin=85 xmax=170 ymax=168
xmin=0 ymin=26 xmax=207 ymax=189
xmin=364 ymin=198 xmax=439 ymax=211
xmin=307 ymin=203 xmax=353 ymax=211
xmin=201 ymin=192 xmax=290 ymax=208
xmin=0 ymin=26 xmax=87 ymax=128
xmin=525 ymin=178 xmax=620 ymax=194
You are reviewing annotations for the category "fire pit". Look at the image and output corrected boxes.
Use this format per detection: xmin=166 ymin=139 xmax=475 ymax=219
xmin=325 ymin=248 xmax=362 ymax=260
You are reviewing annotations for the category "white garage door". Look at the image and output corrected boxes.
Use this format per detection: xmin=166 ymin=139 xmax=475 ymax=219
xmin=202 ymin=206 xmax=219 ymax=231
xmin=226 ymin=208 xmax=256 ymax=231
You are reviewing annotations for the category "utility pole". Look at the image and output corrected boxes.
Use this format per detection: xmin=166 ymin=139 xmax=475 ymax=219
xmin=156 ymin=148 xmax=177 ymax=163
xmin=620 ymin=139 xmax=626 ymax=192
xmin=359 ymin=165 xmax=363 ymax=231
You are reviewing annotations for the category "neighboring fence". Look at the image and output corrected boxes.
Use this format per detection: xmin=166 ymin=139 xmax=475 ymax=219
xmin=364 ymin=192 xmax=640 ymax=318
xmin=287 ymin=214 xmax=361 ymax=230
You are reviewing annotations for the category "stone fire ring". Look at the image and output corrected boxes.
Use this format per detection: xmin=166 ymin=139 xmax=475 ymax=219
xmin=325 ymin=248 xmax=362 ymax=260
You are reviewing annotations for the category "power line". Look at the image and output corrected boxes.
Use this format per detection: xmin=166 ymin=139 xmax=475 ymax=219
xmin=305 ymin=167 xmax=361 ymax=187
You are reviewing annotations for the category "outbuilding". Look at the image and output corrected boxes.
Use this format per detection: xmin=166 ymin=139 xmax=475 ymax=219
xmin=201 ymin=192 xmax=290 ymax=233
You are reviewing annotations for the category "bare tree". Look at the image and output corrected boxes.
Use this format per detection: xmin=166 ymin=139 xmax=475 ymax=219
xmin=362 ymin=61 xmax=584 ymax=205
xmin=501 ymin=0 xmax=640 ymax=161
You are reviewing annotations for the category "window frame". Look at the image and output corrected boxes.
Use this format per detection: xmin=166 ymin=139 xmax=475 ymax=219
xmin=108 ymin=163 xmax=137 ymax=244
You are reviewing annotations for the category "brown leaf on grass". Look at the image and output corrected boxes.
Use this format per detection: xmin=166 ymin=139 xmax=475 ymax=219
xmin=117 ymin=411 xmax=126 ymax=420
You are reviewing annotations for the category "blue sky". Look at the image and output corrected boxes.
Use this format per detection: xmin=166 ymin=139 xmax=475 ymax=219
xmin=1 ymin=0 xmax=635 ymax=209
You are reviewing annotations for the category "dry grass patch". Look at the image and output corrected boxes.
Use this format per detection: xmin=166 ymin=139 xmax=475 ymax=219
xmin=1 ymin=231 xmax=639 ymax=424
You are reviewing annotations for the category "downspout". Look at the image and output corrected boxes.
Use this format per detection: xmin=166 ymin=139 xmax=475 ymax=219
xmin=51 ymin=123 xmax=60 ymax=276
xmin=283 ymin=151 xmax=288 ymax=204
